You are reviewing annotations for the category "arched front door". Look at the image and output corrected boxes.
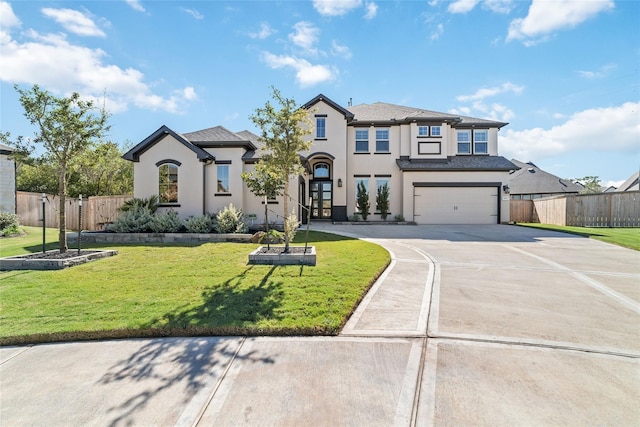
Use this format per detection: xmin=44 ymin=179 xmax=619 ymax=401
xmin=310 ymin=162 xmax=332 ymax=219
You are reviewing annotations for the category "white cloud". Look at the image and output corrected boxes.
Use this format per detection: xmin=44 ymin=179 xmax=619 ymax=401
xmin=456 ymin=82 xmax=524 ymax=102
xmin=364 ymin=2 xmax=378 ymax=19
xmin=430 ymin=23 xmax=444 ymax=40
xmin=448 ymin=0 xmax=480 ymax=13
xmin=507 ymin=0 xmax=614 ymax=44
xmin=0 ymin=1 xmax=20 ymax=28
xmin=577 ymin=64 xmax=616 ymax=79
xmin=261 ymin=52 xmax=336 ymax=87
xmin=41 ymin=7 xmax=106 ymax=37
xmin=249 ymin=23 xmax=275 ymax=40
xmin=331 ymin=40 xmax=352 ymax=59
xmin=499 ymin=102 xmax=640 ymax=161
xmin=289 ymin=21 xmax=320 ymax=56
xmin=180 ymin=86 xmax=198 ymax=101
xmin=482 ymin=0 xmax=513 ymax=14
xmin=181 ymin=8 xmax=204 ymax=20
xmin=125 ymin=0 xmax=145 ymax=13
xmin=313 ymin=0 xmax=362 ymax=16
xmin=0 ymin=7 xmax=193 ymax=114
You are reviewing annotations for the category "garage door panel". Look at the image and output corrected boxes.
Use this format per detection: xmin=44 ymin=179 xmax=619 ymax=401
xmin=414 ymin=187 xmax=498 ymax=224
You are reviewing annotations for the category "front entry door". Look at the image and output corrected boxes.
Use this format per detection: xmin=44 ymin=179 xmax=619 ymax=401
xmin=310 ymin=180 xmax=332 ymax=219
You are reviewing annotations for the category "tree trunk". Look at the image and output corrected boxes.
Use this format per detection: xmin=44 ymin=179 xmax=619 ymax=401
xmin=283 ymin=180 xmax=290 ymax=252
xmin=58 ymin=169 xmax=68 ymax=253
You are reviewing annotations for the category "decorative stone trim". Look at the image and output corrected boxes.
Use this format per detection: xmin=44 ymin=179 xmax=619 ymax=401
xmin=248 ymin=246 xmax=316 ymax=266
xmin=0 ymin=250 xmax=118 ymax=271
xmin=67 ymin=232 xmax=253 ymax=244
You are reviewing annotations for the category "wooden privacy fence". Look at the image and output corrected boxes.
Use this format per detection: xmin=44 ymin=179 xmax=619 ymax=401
xmin=510 ymin=191 xmax=640 ymax=227
xmin=17 ymin=191 xmax=132 ymax=231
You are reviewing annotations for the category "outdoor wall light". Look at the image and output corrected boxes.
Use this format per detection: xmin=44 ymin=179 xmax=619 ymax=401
xmin=337 ymin=178 xmax=343 ymax=187
xmin=502 ymin=185 xmax=510 ymax=194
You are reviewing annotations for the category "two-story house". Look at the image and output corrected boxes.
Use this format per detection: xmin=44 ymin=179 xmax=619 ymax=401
xmin=123 ymin=94 xmax=516 ymax=225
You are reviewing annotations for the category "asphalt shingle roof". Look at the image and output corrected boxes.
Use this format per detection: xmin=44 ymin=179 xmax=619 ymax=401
xmin=347 ymin=102 xmax=508 ymax=128
xmin=396 ymin=156 xmax=517 ymax=171
xmin=508 ymin=159 xmax=583 ymax=195
xmin=182 ymin=126 xmax=244 ymax=143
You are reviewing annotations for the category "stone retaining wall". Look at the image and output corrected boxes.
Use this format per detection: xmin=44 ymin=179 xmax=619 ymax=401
xmin=68 ymin=232 xmax=253 ymax=244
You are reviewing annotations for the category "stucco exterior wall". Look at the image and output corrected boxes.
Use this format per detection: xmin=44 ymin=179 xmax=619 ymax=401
xmin=132 ymin=135 xmax=204 ymax=218
xmin=0 ymin=153 xmax=16 ymax=213
xmin=204 ymin=147 xmax=245 ymax=215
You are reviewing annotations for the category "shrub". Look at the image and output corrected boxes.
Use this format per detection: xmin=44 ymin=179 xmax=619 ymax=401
xmin=107 ymin=206 xmax=155 ymax=232
xmin=150 ymin=210 xmax=183 ymax=233
xmin=0 ymin=212 xmax=20 ymax=236
xmin=283 ymin=210 xmax=299 ymax=243
xmin=349 ymin=213 xmax=361 ymax=222
xmin=118 ymin=196 xmax=159 ymax=214
xmin=260 ymin=229 xmax=284 ymax=244
xmin=394 ymin=214 xmax=405 ymax=222
xmin=184 ymin=214 xmax=215 ymax=233
xmin=215 ymin=204 xmax=248 ymax=233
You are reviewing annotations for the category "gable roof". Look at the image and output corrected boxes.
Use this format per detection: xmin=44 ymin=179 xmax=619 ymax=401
xmin=303 ymin=94 xmax=355 ymax=121
xmin=347 ymin=102 xmax=508 ymax=128
xmin=122 ymin=125 xmax=213 ymax=162
xmin=182 ymin=125 xmax=257 ymax=150
xmin=0 ymin=143 xmax=14 ymax=155
xmin=508 ymin=159 xmax=583 ymax=195
xmin=615 ymin=170 xmax=639 ymax=192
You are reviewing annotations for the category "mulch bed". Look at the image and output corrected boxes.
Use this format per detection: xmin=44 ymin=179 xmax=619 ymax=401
xmin=255 ymin=246 xmax=313 ymax=254
xmin=13 ymin=250 xmax=104 ymax=260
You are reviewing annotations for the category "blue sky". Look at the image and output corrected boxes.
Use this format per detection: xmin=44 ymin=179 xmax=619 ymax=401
xmin=1 ymin=0 xmax=638 ymax=187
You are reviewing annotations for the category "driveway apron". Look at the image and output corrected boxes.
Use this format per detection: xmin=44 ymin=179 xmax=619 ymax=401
xmin=1 ymin=224 xmax=638 ymax=426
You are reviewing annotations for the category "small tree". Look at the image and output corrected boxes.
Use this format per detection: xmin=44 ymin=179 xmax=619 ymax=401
xmin=573 ymin=176 xmax=601 ymax=194
xmin=376 ymin=183 xmax=390 ymax=220
xmin=12 ymin=85 xmax=109 ymax=252
xmin=250 ymin=87 xmax=313 ymax=252
xmin=241 ymin=161 xmax=285 ymax=233
xmin=357 ymin=181 xmax=370 ymax=221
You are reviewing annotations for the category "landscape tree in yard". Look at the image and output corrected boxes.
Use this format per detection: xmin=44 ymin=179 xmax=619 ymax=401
xmin=573 ymin=176 xmax=602 ymax=194
xmin=376 ymin=183 xmax=390 ymax=220
xmin=357 ymin=181 xmax=370 ymax=221
xmin=241 ymin=161 xmax=285 ymax=234
xmin=12 ymin=84 xmax=110 ymax=252
xmin=249 ymin=87 xmax=313 ymax=252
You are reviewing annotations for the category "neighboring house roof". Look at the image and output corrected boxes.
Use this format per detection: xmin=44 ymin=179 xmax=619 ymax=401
xmin=509 ymin=159 xmax=583 ymax=195
xmin=0 ymin=143 xmax=15 ymax=155
xmin=303 ymin=94 xmax=355 ymax=121
xmin=123 ymin=125 xmax=259 ymax=162
xmin=397 ymin=155 xmax=517 ymax=171
xmin=347 ymin=102 xmax=508 ymax=128
xmin=615 ymin=170 xmax=639 ymax=192
xmin=601 ymin=186 xmax=617 ymax=193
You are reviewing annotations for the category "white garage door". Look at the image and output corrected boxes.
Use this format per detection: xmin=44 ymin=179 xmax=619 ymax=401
xmin=414 ymin=186 xmax=498 ymax=224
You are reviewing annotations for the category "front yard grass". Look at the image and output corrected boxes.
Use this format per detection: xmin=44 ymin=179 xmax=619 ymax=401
xmin=518 ymin=223 xmax=640 ymax=251
xmin=0 ymin=227 xmax=390 ymax=345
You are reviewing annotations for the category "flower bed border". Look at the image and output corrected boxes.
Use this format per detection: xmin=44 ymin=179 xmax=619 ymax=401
xmin=67 ymin=232 xmax=253 ymax=244
xmin=248 ymin=246 xmax=316 ymax=266
xmin=0 ymin=250 xmax=118 ymax=271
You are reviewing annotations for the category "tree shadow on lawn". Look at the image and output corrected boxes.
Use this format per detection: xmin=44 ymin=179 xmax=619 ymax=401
xmin=145 ymin=265 xmax=284 ymax=331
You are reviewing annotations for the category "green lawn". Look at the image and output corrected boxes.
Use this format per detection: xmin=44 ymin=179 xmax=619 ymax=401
xmin=0 ymin=227 xmax=390 ymax=345
xmin=518 ymin=223 xmax=640 ymax=251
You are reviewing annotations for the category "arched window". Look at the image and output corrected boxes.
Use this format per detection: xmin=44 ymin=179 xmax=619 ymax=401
xmin=158 ymin=163 xmax=178 ymax=203
xmin=313 ymin=163 xmax=330 ymax=179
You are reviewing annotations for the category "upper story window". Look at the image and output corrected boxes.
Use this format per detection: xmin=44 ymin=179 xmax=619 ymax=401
xmin=217 ymin=164 xmax=230 ymax=193
xmin=355 ymin=129 xmax=369 ymax=152
xmin=375 ymin=128 xmax=390 ymax=152
xmin=430 ymin=126 xmax=441 ymax=137
xmin=418 ymin=125 xmax=442 ymax=137
xmin=474 ymin=130 xmax=488 ymax=154
xmin=158 ymin=163 xmax=179 ymax=203
xmin=418 ymin=126 xmax=429 ymax=137
xmin=313 ymin=162 xmax=330 ymax=179
xmin=457 ymin=130 xmax=471 ymax=154
xmin=315 ymin=116 xmax=326 ymax=139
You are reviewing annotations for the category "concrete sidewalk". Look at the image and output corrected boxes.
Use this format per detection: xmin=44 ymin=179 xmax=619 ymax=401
xmin=1 ymin=224 xmax=638 ymax=426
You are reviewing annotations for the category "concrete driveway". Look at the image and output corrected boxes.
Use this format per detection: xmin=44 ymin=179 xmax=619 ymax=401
xmin=1 ymin=224 xmax=638 ymax=426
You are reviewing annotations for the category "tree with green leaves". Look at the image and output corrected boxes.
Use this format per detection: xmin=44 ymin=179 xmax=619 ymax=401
xmin=12 ymin=84 xmax=110 ymax=252
xmin=572 ymin=176 xmax=601 ymax=194
xmin=357 ymin=181 xmax=370 ymax=221
xmin=376 ymin=182 xmax=390 ymax=220
xmin=249 ymin=87 xmax=313 ymax=251
xmin=241 ymin=161 xmax=285 ymax=234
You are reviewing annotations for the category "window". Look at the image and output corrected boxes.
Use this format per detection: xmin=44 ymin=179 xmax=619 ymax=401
xmin=418 ymin=125 xmax=441 ymax=137
xmin=355 ymin=177 xmax=369 ymax=212
xmin=457 ymin=130 xmax=471 ymax=154
xmin=430 ymin=126 xmax=441 ymax=137
xmin=217 ymin=164 xmax=229 ymax=193
xmin=418 ymin=126 xmax=429 ymax=137
xmin=376 ymin=128 xmax=389 ymax=152
xmin=158 ymin=163 xmax=178 ymax=203
xmin=474 ymin=130 xmax=488 ymax=154
xmin=355 ymin=129 xmax=369 ymax=152
xmin=313 ymin=163 xmax=330 ymax=179
xmin=316 ymin=117 xmax=326 ymax=139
